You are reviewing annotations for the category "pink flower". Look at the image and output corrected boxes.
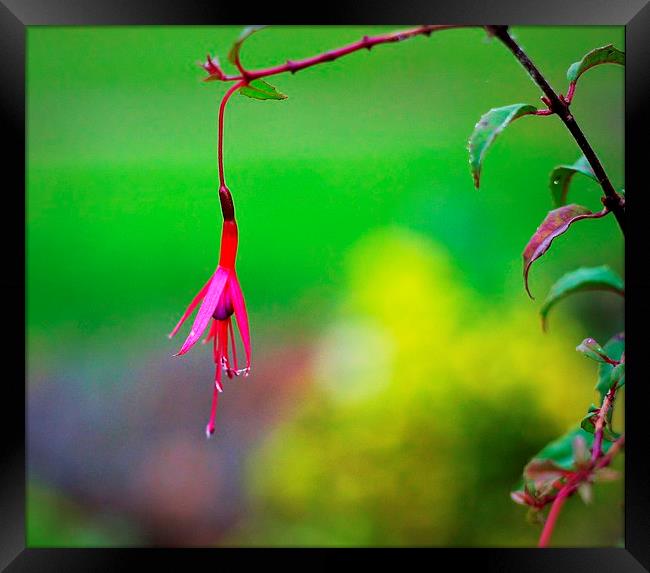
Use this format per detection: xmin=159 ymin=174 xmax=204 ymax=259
xmin=169 ymin=219 xmax=251 ymax=437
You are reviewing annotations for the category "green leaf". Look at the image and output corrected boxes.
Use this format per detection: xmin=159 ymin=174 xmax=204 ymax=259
xmin=567 ymin=44 xmax=625 ymax=84
xmin=228 ymin=25 xmax=267 ymax=65
xmin=239 ymin=79 xmax=288 ymax=101
xmin=596 ymin=333 xmax=625 ymax=400
xmin=549 ymin=155 xmax=598 ymax=207
xmin=523 ymin=205 xmax=607 ymax=299
xmin=540 ymin=266 xmax=624 ymax=330
xmin=468 ymin=104 xmax=537 ymax=189
xmin=577 ymin=338 xmax=610 ymax=363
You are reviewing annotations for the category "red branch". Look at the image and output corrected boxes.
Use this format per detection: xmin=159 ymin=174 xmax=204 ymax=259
xmin=216 ymin=25 xmax=464 ymax=83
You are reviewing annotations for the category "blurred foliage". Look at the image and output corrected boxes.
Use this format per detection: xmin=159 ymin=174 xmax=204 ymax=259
xmin=226 ymin=230 xmax=623 ymax=546
xmin=27 ymin=25 xmax=623 ymax=547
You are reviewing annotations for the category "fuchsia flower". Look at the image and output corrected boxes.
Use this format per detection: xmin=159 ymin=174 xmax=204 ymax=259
xmin=169 ymin=219 xmax=251 ymax=437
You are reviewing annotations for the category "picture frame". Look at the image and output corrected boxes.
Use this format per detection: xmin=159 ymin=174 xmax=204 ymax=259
xmin=3 ymin=0 xmax=648 ymax=569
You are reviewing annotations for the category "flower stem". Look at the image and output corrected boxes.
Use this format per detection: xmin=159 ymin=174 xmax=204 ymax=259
xmin=487 ymin=26 xmax=625 ymax=236
xmin=217 ymin=81 xmax=245 ymax=221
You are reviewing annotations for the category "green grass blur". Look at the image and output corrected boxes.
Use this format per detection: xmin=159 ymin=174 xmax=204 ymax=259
xmin=27 ymin=26 xmax=624 ymax=547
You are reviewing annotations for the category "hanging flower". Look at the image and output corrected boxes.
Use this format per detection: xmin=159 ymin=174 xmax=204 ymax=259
xmin=169 ymin=219 xmax=251 ymax=437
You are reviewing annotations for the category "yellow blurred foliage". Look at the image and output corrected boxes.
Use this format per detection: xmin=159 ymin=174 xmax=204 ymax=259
xmin=237 ymin=227 xmax=618 ymax=546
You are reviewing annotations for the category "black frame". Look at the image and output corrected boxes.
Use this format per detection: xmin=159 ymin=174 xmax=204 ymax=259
xmin=3 ymin=1 xmax=649 ymax=570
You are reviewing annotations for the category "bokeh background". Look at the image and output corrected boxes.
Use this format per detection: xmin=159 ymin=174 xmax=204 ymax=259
xmin=27 ymin=26 xmax=624 ymax=547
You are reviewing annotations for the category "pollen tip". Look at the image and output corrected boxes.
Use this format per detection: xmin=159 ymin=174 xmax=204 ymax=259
xmin=205 ymin=425 xmax=215 ymax=439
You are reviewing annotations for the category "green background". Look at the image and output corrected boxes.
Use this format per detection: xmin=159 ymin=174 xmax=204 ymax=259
xmin=27 ymin=26 xmax=624 ymax=547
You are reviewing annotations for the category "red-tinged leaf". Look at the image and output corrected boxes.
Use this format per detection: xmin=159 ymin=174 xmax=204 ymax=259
xmin=522 ymin=204 xmax=608 ymax=298
xmin=524 ymin=459 xmax=572 ymax=488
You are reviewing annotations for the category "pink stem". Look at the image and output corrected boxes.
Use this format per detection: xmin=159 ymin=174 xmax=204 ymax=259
xmin=218 ymin=81 xmax=245 ymax=190
xmin=591 ymin=384 xmax=618 ymax=463
xmin=565 ymin=82 xmax=576 ymax=104
xmin=216 ymin=81 xmax=245 ymax=221
xmin=538 ymin=479 xmax=576 ymax=547
xmin=218 ymin=25 xmax=464 ymax=84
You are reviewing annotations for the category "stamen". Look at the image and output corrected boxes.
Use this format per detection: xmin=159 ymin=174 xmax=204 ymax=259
xmin=218 ymin=321 xmax=233 ymax=379
xmin=205 ymin=381 xmax=219 ymax=438
xmin=228 ymin=319 xmax=239 ymax=371
xmin=212 ymin=326 xmax=219 ymax=364
xmin=224 ymin=366 xmax=250 ymax=377
xmin=214 ymin=348 xmax=223 ymax=392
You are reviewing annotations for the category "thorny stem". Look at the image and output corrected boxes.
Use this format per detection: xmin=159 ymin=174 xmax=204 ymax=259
xmin=216 ymin=25 xmax=464 ymax=84
xmin=538 ymin=435 xmax=625 ymax=547
xmin=487 ymin=26 xmax=625 ymax=236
